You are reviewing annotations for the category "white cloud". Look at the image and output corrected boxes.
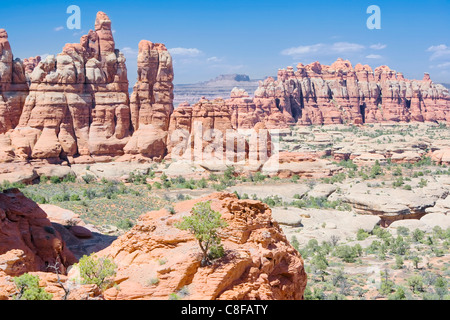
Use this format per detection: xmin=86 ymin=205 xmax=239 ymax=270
xmin=370 ymin=43 xmax=387 ymax=50
xmin=169 ymin=47 xmax=203 ymax=57
xmin=430 ymin=61 xmax=450 ymax=69
xmin=437 ymin=61 xmax=450 ymax=68
xmin=331 ymin=42 xmax=365 ymax=53
xmin=207 ymin=56 xmax=222 ymax=62
xmin=281 ymin=42 xmax=365 ymax=59
xmin=121 ymin=47 xmax=139 ymax=59
xmin=281 ymin=44 xmax=325 ymax=57
xmin=54 ymin=26 xmax=64 ymax=32
xmin=366 ymin=54 xmax=382 ymax=59
xmin=427 ymin=44 xmax=450 ymax=61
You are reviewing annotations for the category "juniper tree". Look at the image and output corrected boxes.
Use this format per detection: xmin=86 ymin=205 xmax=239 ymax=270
xmin=174 ymin=200 xmax=228 ymax=266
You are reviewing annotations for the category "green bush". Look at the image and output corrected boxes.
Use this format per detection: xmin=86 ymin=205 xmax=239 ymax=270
xmin=356 ymin=229 xmax=370 ymax=240
xmin=77 ymin=253 xmax=117 ymax=290
xmin=333 ymin=245 xmax=358 ymax=263
xmin=13 ymin=273 xmax=53 ymax=300
xmin=50 ymin=176 xmax=61 ymax=184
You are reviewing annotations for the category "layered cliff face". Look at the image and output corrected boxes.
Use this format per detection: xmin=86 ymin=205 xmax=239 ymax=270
xmin=0 ymin=12 xmax=132 ymax=164
xmin=18 ymin=12 xmax=130 ymax=163
xmin=99 ymin=192 xmax=307 ymax=300
xmin=257 ymin=58 xmax=450 ymax=126
xmin=1 ymin=14 xmax=449 ymax=167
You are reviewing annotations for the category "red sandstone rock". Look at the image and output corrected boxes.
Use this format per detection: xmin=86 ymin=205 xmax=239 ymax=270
xmin=0 ymin=189 xmax=76 ymax=274
xmin=98 ymin=192 xmax=307 ymax=300
xmin=0 ymin=29 xmax=29 ymax=135
xmin=123 ymin=40 xmax=174 ymax=159
xmin=1 ymin=12 xmax=131 ymax=164
xmin=256 ymin=58 xmax=450 ymax=126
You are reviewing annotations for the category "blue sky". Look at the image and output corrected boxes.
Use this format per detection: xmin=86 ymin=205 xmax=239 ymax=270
xmin=0 ymin=0 xmax=449 ymax=84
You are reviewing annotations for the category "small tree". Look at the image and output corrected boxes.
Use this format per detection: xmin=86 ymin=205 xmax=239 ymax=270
xmin=174 ymin=201 xmax=228 ymax=266
xmin=311 ymin=253 xmax=328 ymax=281
xmin=13 ymin=273 xmax=53 ymax=300
xmin=77 ymin=253 xmax=117 ymax=290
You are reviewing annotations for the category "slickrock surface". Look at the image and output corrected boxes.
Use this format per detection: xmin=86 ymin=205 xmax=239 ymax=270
xmin=97 ymin=192 xmax=307 ymax=300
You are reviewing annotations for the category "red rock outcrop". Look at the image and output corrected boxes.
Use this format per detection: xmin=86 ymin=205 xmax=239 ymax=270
xmin=1 ymin=14 xmax=449 ymax=169
xmin=0 ymin=189 xmax=76 ymax=275
xmin=97 ymin=192 xmax=307 ymax=300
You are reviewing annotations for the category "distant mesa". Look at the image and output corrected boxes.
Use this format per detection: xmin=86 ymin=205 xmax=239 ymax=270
xmin=173 ymin=74 xmax=266 ymax=106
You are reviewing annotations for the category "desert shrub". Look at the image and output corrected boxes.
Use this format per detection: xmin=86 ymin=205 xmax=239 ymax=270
xmin=292 ymin=196 xmax=350 ymax=211
xmin=356 ymin=228 xmax=370 ymax=240
xmin=13 ymin=273 xmax=53 ymax=300
xmin=333 ymin=245 xmax=358 ymax=263
xmin=63 ymin=173 xmax=77 ymax=183
xmin=82 ymin=174 xmax=96 ymax=184
xmin=116 ymin=218 xmax=134 ymax=230
xmin=165 ymin=205 xmax=176 ymax=214
xmin=407 ymin=275 xmax=425 ymax=293
xmin=394 ymin=255 xmax=404 ymax=269
xmin=261 ymin=195 xmax=284 ymax=207
xmin=411 ymin=228 xmax=425 ymax=242
xmin=290 ymin=236 xmax=300 ymax=252
xmin=50 ymin=176 xmax=61 ymax=184
xmin=369 ymin=160 xmax=383 ymax=178
xmin=396 ymin=226 xmax=410 ymax=236
xmin=77 ymin=253 xmax=117 ymax=290
xmin=379 ymin=271 xmax=395 ymax=296
xmin=303 ymin=286 xmax=325 ymax=300
xmin=70 ymin=194 xmax=81 ymax=201
xmin=390 ymin=235 xmax=409 ymax=255
xmin=337 ymin=159 xmax=358 ymax=170
xmin=392 ymin=176 xmax=404 ymax=187
xmin=195 ymin=178 xmax=208 ymax=189
xmin=388 ymin=286 xmax=407 ymax=300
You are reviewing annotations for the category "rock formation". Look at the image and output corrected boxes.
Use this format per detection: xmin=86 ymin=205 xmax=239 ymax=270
xmin=0 ymin=191 xmax=307 ymax=300
xmin=257 ymin=58 xmax=450 ymax=126
xmin=122 ymin=40 xmax=174 ymax=160
xmin=0 ymin=29 xmax=29 ymax=135
xmin=0 ymin=189 xmax=76 ymax=275
xmin=97 ymin=192 xmax=307 ymax=300
xmin=1 ymin=14 xmax=449 ymax=170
